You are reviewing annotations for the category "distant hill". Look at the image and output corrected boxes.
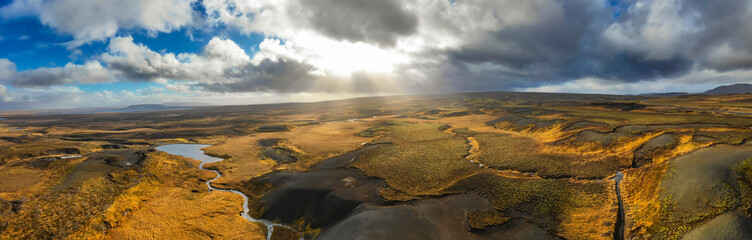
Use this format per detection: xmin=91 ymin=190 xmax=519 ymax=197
xmin=162 ymin=102 xmax=214 ymax=107
xmin=705 ymin=83 xmax=752 ymax=94
xmin=638 ymin=92 xmax=690 ymax=97
xmin=124 ymin=104 xmax=169 ymax=109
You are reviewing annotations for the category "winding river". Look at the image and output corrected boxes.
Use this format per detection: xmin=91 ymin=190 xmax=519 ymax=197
xmin=611 ymin=171 xmax=625 ymax=240
xmin=155 ymin=144 xmax=301 ymax=240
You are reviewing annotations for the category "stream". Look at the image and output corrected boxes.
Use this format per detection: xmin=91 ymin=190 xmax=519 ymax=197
xmin=155 ymin=144 xmax=302 ymax=240
xmin=611 ymin=171 xmax=625 ymax=240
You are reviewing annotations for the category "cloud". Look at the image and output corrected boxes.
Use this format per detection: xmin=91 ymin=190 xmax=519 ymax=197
xmin=98 ymin=36 xmax=412 ymax=93
xmin=0 ymin=84 xmax=8 ymax=102
xmin=0 ymin=59 xmax=16 ymax=80
xmin=102 ymin=36 xmax=254 ymax=83
xmin=6 ymin=0 xmax=752 ymax=109
xmin=0 ymin=85 xmax=85 ymax=110
xmin=602 ymin=0 xmax=752 ymax=70
xmin=0 ymin=0 xmax=197 ymax=44
xmin=294 ymin=0 xmax=418 ymax=46
xmin=8 ymin=61 xmax=112 ymax=87
xmin=519 ymin=68 xmax=752 ymax=94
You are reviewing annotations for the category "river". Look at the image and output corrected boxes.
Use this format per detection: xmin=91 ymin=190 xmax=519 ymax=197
xmin=155 ymin=144 xmax=302 ymax=240
xmin=611 ymin=171 xmax=625 ymax=240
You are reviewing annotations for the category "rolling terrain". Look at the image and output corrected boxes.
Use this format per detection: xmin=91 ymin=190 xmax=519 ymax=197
xmin=1 ymin=91 xmax=751 ymax=239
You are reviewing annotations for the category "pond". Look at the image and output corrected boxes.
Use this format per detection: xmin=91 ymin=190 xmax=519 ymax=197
xmin=155 ymin=144 xmax=223 ymax=164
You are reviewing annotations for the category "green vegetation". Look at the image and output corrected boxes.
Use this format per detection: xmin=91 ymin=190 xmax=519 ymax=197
xmin=353 ymin=121 xmax=476 ymax=195
xmin=734 ymin=158 xmax=752 ymax=216
xmin=4 ymin=92 xmax=752 ymax=239
xmin=451 ymin=127 xmax=477 ymax=136
xmin=446 ymin=172 xmax=613 ymax=239
xmin=474 ymin=132 xmax=622 ymax=178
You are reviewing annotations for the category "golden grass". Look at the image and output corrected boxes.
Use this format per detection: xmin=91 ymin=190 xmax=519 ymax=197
xmin=551 ymin=106 xmax=752 ymax=126
xmin=0 ymin=140 xmax=97 ymax=164
xmin=402 ymin=114 xmax=511 ymax=134
xmin=1 ymin=176 xmax=121 ymax=239
xmin=9 ymin=94 xmax=752 ymax=239
xmin=261 ymin=120 xmax=379 ymax=156
xmin=98 ymin=152 xmax=265 ymax=239
xmin=447 ymin=172 xmax=614 ymax=239
xmin=202 ymin=136 xmax=274 ymax=189
xmin=621 ymin=161 xmax=669 ymax=239
xmin=203 ymin=120 xmax=379 ymax=188
xmin=0 ymin=149 xmax=266 ymax=239
xmin=466 ymin=137 xmax=480 ymax=161
xmin=651 ymin=135 xmax=713 ymax=164
xmin=474 ymin=132 xmax=623 ymax=178
xmin=0 ymin=167 xmax=45 ymax=193
xmin=102 ymin=188 xmax=264 ymax=240
xmin=559 ymin=180 xmax=617 ymax=240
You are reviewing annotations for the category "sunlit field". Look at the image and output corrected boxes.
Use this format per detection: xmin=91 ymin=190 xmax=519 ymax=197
xmin=2 ymin=92 xmax=752 ymax=239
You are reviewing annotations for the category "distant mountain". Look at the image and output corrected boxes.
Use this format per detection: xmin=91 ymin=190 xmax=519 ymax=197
xmin=638 ymin=92 xmax=690 ymax=97
xmin=124 ymin=104 xmax=169 ymax=109
xmin=705 ymin=83 xmax=752 ymax=94
xmin=162 ymin=102 xmax=214 ymax=107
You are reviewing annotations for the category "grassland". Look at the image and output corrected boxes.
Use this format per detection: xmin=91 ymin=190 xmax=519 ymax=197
xmin=446 ymin=172 xmax=615 ymax=240
xmin=2 ymin=91 xmax=752 ymax=239
xmin=0 ymin=145 xmax=264 ymax=239
xmin=352 ymin=121 xmax=476 ymax=195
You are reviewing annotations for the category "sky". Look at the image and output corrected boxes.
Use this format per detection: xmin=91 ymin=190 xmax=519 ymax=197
xmin=1 ymin=0 xmax=752 ymax=110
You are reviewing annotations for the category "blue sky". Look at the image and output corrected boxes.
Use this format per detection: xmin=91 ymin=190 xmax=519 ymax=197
xmin=0 ymin=1 xmax=265 ymax=98
xmin=0 ymin=0 xmax=751 ymax=110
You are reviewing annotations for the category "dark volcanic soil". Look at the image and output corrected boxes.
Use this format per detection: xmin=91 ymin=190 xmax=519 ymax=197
xmin=256 ymin=169 xmax=385 ymax=229
xmin=249 ymin=144 xmax=566 ymax=239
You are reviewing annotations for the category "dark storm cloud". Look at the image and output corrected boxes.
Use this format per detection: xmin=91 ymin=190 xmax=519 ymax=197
xmin=6 ymin=0 xmax=752 ymax=96
xmin=442 ymin=0 xmax=607 ymax=89
xmin=437 ymin=0 xmax=752 ymax=90
xmin=596 ymin=0 xmax=752 ymax=72
xmin=196 ymin=59 xmax=397 ymax=93
xmin=450 ymin=0 xmax=593 ymax=69
xmin=295 ymin=0 xmax=418 ymax=46
xmin=196 ymin=59 xmax=319 ymax=93
xmin=10 ymin=69 xmax=68 ymax=87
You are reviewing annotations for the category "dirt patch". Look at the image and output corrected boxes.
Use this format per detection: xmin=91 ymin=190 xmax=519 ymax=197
xmin=652 ymin=145 xmax=752 ymax=238
xmin=589 ymin=102 xmax=647 ymax=111
xmin=318 ymin=194 xmax=489 ymax=240
xmin=53 ymin=159 xmax=119 ymax=192
xmin=260 ymin=148 xmax=298 ymax=164
xmin=314 ymin=144 xmax=382 ymax=170
xmin=633 ymin=133 xmax=678 ymax=167
xmin=681 ymin=211 xmax=752 ymax=240
xmin=256 ymin=125 xmax=290 ymax=132
xmin=254 ymin=169 xmax=385 ymax=229
xmin=258 ymin=138 xmax=281 ymax=148
xmin=662 ymin=145 xmax=752 ymax=216
xmin=562 ymin=121 xmax=610 ymax=131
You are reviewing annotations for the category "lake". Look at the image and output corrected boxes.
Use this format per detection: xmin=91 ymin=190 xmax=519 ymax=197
xmin=154 ymin=144 xmax=223 ymax=163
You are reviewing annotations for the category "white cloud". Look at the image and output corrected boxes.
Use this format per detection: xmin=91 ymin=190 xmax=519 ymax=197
xmin=102 ymin=35 xmax=251 ymax=83
xmin=6 ymin=0 xmax=752 ymax=110
xmin=9 ymin=61 xmax=112 ymax=87
xmin=0 ymin=59 xmax=16 ymax=80
xmin=602 ymin=0 xmax=696 ymax=60
xmin=0 ymin=0 xmax=196 ymax=44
